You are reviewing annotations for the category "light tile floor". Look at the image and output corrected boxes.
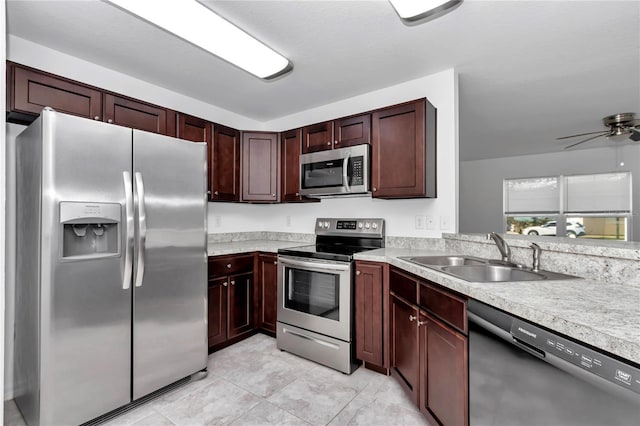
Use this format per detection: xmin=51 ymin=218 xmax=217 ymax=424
xmin=4 ymin=334 xmax=429 ymax=425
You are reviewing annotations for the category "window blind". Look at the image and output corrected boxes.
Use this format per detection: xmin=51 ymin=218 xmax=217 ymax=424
xmin=565 ymin=172 xmax=632 ymax=213
xmin=504 ymin=177 xmax=559 ymax=214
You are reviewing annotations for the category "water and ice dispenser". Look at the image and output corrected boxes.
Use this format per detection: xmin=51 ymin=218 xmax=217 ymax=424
xmin=60 ymin=202 xmax=121 ymax=258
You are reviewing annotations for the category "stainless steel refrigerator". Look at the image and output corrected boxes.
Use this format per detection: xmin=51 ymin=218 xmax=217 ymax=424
xmin=14 ymin=108 xmax=208 ymax=425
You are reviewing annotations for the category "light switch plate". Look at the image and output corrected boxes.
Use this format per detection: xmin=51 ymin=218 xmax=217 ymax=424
xmin=440 ymin=216 xmax=450 ymax=230
xmin=426 ymin=216 xmax=436 ymax=230
xmin=415 ymin=215 xmax=425 ymax=230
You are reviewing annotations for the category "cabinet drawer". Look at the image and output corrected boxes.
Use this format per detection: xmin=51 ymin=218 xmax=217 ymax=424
xmin=419 ymin=282 xmax=467 ymax=334
xmin=389 ymin=268 xmax=418 ymax=304
xmin=208 ymin=254 xmax=254 ymax=277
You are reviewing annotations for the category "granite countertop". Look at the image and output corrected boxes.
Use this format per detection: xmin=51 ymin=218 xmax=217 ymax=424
xmin=355 ymin=247 xmax=640 ymax=365
xmin=207 ymin=239 xmax=308 ymax=256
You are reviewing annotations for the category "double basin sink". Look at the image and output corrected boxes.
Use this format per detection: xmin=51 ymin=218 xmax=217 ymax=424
xmin=399 ymin=255 xmax=578 ymax=283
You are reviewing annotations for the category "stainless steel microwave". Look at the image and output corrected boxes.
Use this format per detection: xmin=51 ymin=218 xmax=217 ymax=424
xmin=299 ymin=144 xmax=370 ymax=197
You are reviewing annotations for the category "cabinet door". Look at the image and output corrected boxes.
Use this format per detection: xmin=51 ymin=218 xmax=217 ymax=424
xmin=257 ymin=254 xmax=278 ymax=334
xmin=355 ymin=262 xmax=385 ymax=366
xmin=8 ymin=63 xmax=102 ymax=123
xmin=371 ymin=98 xmax=436 ymax=198
xmin=103 ymin=94 xmax=167 ymax=134
xmin=241 ymin=132 xmax=279 ymax=202
xmin=420 ymin=313 xmax=468 ymax=426
xmin=211 ymin=124 xmax=241 ymax=201
xmin=228 ymin=272 xmax=254 ymax=338
xmin=390 ymin=295 xmax=420 ymax=405
xmin=178 ymin=114 xmax=213 ymax=197
xmin=334 ymin=113 xmax=371 ymax=149
xmin=302 ymin=121 xmax=334 ymax=153
xmin=281 ymin=129 xmax=303 ymax=202
xmin=208 ymin=277 xmax=228 ymax=348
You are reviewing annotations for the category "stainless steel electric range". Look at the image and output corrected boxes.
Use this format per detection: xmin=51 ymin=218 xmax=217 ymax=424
xmin=276 ymin=218 xmax=385 ymax=374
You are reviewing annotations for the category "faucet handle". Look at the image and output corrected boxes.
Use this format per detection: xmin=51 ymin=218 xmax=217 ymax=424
xmin=530 ymin=243 xmax=541 ymax=271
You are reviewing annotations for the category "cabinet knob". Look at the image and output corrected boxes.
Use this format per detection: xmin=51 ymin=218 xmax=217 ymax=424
xmin=326 ymin=141 xmax=331 ymax=146
xmin=226 ymin=263 xmax=231 ymax=269
xmin=273 ymin=261 xmax=278 ymax=265
xmin=372 ymin=187 xmax=377 ymax=192
xmin=356 ymin=270 xmax=361 ymax=275
xmin=230 ymin=280 xmax=235 ymax=286
xmin=409 ymin=314 xmax=417 ymax=322
xmin=334 ymin=140 xmax=339 ymax=145
xmin=107 ymin=119 xmax=113 ymax=124
xmin=207 ymin=190 xmax=212 ymax=195
xmin=272 ymin=194 xmax=276 ymax=197
xmin=418 ymin=320 xmax=426 ymax=327
xmin=214 ymin=191 xmax=219 ymax=196
xmin=93 ymin=116 xmax=100 ymax=120
xmin=223 ymin=281 xmax=228 ymax=287
xmin=295 ymin=192 xmax=299 ymax=196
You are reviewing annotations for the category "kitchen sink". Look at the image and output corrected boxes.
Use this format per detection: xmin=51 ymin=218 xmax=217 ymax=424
xmin=441 ymin=264 xmax=545 ymax=282
xmin=402 ymin=255 xmax=486 ymax=266
xmin=399 ymin=255 xmax=579 ymax=282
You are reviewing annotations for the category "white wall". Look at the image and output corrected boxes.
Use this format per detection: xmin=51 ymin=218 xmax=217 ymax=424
xmin=7 ymin=36 xmax=262 ymax=131
xmin=208 ymin=69 xmax=459 ymax=238
xmin=459 ymin=144 xmax=640 ymax=238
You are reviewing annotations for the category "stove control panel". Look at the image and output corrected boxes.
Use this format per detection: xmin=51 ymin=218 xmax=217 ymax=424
xmin=316 ymin=218 xmax=385 ymax=238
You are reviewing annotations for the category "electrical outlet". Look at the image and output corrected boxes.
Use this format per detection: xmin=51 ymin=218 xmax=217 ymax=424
xmin=440 ymin=216 xmax=450 ymax=230
xmin=214 ymin=215 xmax=222 ymax=227
xmin=426 ymin=216 xmax=436 ymax=230
xmin=415 ymin=215 xmax=425 ymax=230
xmin=285 ymin=215 xmax=292 ymax=227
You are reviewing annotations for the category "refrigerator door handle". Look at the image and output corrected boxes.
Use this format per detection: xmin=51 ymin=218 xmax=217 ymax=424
xmin=134 ymin=172 xmax=147 ymax=288
xmin=122 ymin=172 xmax=134 ymax=290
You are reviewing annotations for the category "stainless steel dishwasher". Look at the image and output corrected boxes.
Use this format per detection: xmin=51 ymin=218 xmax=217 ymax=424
xmin=468 ymin=300 xmax=640 ymax=426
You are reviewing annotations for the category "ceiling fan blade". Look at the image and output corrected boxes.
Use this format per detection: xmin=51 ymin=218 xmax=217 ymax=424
xmin=556 ymin=130 xmax=609 ymax=140
xmin=563 ymin=133 xmax=608 ymax=149
xmin=630 ymin=127 xmax=640 ymax=142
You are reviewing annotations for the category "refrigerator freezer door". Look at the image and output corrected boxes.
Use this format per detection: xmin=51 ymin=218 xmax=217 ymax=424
xmin=132 ymin=130 xmax=207 ymax=399
xmin=18 ymin=110 xmax=134 ymax=425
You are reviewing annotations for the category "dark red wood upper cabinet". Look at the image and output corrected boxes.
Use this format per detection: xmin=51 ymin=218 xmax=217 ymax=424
xmin=177 ymin=113 xmax=213 ymax=196
xmin=281 ymin=129 xmax=303 ymax=202
xmin=302 ymin=120 xmax=334 ymax=153
xmin=103 ymin=93 xmax=167 ymax=135
xmin=211 ymin=124 xmax=241 ymax=202
xmin=8 ymin=62 xmax=102 ymax=123
xmin=371 ymin=98 xmax=437 ymax=199
xmin=241 ymin=132 xmax=279 ymax=202
xmin=334 ymin=113 xmax=371 ymax=149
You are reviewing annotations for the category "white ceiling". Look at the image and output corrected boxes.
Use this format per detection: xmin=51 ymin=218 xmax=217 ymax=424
xmin=6 ymin=0 xmax=640 ymax=161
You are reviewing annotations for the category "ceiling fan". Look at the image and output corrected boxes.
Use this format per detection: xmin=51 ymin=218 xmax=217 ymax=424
xmin=557 ymin=113 xmax=640 ymax=149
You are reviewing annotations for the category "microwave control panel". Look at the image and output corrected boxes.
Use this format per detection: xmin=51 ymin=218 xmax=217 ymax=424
xmin=350 ymin=156 xmax=364 ymax=186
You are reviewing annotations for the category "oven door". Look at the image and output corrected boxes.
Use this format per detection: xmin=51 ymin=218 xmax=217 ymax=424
xmin=277 ymin=255 xmax=352 ymax=341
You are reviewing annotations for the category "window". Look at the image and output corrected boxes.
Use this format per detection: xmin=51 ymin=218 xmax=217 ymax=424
xmin=504 ymin=172 xmax=632 ymax=240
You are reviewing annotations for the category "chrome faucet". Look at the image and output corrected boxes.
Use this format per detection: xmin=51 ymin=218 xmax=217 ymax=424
xmin=530 ymin=243 xmax=541 ymax=272
xmin=487 ymin=233 xmax=511 ymax=263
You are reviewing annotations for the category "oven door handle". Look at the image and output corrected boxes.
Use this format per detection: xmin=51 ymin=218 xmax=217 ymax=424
xmin=279 ymin=256 xmax=351 ymax=273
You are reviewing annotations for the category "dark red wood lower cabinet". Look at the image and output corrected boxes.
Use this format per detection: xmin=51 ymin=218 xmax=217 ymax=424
xmin=208 ymin=277 xmax=228 ymax=348
xmin=257 ymin=254 xmax=278 ymax=334
xmin=355 ymin=261 xmax=386 ymax=367
xmin=228 ymin=272 xmax=254 ymax=338
xmin=420 ymin=313 xmax=469 ymax=426
xmin=390 ymin=295 xmax=420 ymax=405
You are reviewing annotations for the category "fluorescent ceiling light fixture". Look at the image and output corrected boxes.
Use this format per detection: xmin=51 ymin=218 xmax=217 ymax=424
xmin=106 ymin=0 xmax=292 ymax=80
xmin=389 ymin=0 xmax=462 ymax=22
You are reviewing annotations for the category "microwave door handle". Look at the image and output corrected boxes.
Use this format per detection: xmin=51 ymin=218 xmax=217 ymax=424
xmin=342 ymin=153 xmax=351 ymax=192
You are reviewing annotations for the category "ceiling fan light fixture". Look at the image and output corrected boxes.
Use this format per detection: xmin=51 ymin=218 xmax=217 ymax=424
xmin=106 ymin=0 xmax=291 ymax=80
xmin=388 ymin=0 xmax=462 ymax=22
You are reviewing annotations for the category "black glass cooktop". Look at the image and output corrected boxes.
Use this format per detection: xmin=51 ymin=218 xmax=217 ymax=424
xmin=278 ymin=243 xmax=380 ymax=262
